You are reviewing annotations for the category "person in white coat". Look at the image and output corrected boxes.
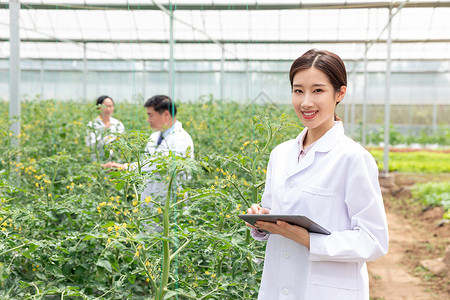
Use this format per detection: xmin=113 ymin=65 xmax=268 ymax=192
xmin=86 ymin=95 xmax=125 ymax=161
xmin=103 ymin=95 xmax=194 ymax=202
xmin=246 ymin=49 xmax=389 ymax=300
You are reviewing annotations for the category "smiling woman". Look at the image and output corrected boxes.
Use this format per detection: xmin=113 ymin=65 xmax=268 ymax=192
xmin=85 ymin=95 xmax=125 ymax=161
xmin=246 ymin=49 xmax=389 ymax=300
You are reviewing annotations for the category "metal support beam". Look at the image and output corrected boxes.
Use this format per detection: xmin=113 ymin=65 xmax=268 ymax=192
xmin=40 ymin=60 xmax=44 ymax=98
xmin=142 ymin=60 xmax=146 ymax=99
xmin=168 ymin=4 xmax=174 ymax=101
xmin=3 ymin=37 xmax=449 ymax=45
xmin=220 ymin=47 xmax=225 ymax=101
xmin=383 ymin=7 xmax=393 ymax=175
xmin=9 ymin=0 xmax=20 ymax=147
xmin=83 ymin=43 xmax=87 ymax=101
xmin=4 ymin=1 xmax=449 ymax=10
xmin=362 ymin=46 xmax=369 ymax=146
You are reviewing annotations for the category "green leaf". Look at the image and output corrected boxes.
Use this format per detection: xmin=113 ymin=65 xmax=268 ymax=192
xmin=128 ymin=275 xmax=136 ymax=284
xmin=96 ymin=259 xmax=112 ymax=273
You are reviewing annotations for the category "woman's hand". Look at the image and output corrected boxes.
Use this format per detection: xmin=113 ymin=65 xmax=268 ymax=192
xmin=245 ymin=204 xmax=270 ymax=230
xmin=101 ymin=161 xmax=126 ymax=170
xmin=255 ymin=220 xmax=310 ymax=249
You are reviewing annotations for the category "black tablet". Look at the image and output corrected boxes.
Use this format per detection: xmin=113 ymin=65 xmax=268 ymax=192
xmin=238 ymin=214 xmax=331 ymax=235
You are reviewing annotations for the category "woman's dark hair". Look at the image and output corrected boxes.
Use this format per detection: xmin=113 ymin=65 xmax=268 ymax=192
xmin=289 ymin=49 xmax=347 ymax=121
xmin=96 ymin=95 xmax=114 ymax=106
xmin=144 ymin=95 xmax=177 ymax=117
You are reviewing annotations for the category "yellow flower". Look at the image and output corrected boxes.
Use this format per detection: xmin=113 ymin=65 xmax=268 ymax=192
xmin=157 ymin=207 xmax=162 ymax=214
xmin=211 ymin=185 xmax=215 ymax=189
xmin=132 ymin=208 xmax=139 ymax=213
xmin=205 ymin=271 xmax=210 ymax=275
xmin=145 ymin=261 xmax=150 ymax=267
xmin=122 ymin=223 xmax=127 ymax=228
xmin=146 ymin=277 xmax=150 ymax=282
xmin=48 ymin=193 xmax=52 ymax=197
xmin=107 ymin=227 xmax=113 ymax=233
xmin=132 ymin=200 xmax=138 ymax=207
xmin=212 ymin=273 xmax=216 ymax=278
xmin=145 ymin=196 xmax=151 ymax=204
xmin=35 ymin=183 xmax=39 ymax=187
xmin=135 ymin=251 xmax=139 ymax=257
xmin=137 ymin=244 xmax=142 ymax=249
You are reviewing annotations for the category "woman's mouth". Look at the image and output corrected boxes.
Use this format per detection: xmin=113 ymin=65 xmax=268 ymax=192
xmin=302 ymin=111 xmax=318 ymax=119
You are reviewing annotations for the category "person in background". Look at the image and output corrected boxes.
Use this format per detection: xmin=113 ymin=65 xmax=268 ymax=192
xmin=245 ymin=49 xmax=389 ymax=300
xmin=86 ymin=95 xmax=125 ymax=161
xmin=102 ymin=95 xmax=194 ymax=203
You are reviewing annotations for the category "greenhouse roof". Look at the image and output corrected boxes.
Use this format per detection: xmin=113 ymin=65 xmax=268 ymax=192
xmin=1 ymin=1 xmax=450 ymax=61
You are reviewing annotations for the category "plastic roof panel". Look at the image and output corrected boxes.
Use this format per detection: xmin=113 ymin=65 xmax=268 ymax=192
xmin=1 ymin=1 xmax=449 ymax=61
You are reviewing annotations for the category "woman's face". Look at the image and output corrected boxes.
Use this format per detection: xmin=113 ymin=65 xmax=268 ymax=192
xmin=100 ymin=98 xmax=114 ymax=118
xmin=291 ymin=67 xmax=345 ymax=135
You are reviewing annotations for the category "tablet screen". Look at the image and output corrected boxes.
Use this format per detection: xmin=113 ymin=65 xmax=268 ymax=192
xmin=238 ymin=214 xmax=330 ymax=235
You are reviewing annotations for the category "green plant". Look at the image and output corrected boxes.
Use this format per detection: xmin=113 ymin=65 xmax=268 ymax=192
xmin=411 ymin=181 xmax=450 ymax=219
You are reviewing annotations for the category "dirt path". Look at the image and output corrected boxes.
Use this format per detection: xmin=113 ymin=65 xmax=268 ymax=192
xmin=368 ymin=212 xmax=436 ymax=300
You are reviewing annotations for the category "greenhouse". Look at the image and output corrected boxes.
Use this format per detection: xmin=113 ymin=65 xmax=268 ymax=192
xmin=1 ymin=1 xmax=449 ymax=299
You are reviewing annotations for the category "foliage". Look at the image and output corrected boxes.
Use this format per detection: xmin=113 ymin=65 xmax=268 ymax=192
xmin=365 ymin=124 xmax=449 ymax=146
xmin=369 ymin=150 xmax=450 ymax=174
xmin=411 ymin=182 xmax=450 ymax=219
xmin=0 ymin=98 xmax=448 ymax=298
xmin=0 ymin=99 xmax=300 ymax=299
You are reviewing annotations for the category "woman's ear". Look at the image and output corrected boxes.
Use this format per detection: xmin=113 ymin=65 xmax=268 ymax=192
xmin=336 ymin=86 xmax=346 ymax=103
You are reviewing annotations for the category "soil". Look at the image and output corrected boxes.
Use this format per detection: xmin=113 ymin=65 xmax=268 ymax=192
xmin=368 ymin=173 xmax=450 ymax=300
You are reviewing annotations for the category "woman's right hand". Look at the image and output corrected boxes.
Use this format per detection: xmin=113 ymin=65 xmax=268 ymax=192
xmin=101 ymin=161 xmax=125 ymax=170
xmin=245 ymin=204 xmax=270 ymax=229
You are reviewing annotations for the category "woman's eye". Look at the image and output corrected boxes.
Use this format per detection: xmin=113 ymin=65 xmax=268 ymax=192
xmin=314 ymin=89 xmax=323 ymax=93
xmin=294 ymin=89 xmax=303 ymax=94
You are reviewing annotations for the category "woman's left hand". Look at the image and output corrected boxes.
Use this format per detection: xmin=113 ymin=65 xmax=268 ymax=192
xmin=255 ymin=220 xmax=310 ymax=249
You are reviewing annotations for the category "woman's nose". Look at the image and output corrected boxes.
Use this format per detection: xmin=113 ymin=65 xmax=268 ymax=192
xmin=301 ymin=94 xmax=313 ymax=108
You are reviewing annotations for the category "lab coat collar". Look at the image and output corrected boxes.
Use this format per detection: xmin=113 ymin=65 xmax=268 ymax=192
xmin=160 ymin=120 xmax=181 ymax=139
xmin=286 ymin=121 xmax=345 ymax=178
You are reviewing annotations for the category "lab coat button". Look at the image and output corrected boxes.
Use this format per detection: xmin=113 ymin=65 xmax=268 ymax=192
xmin=282 ymin=288 xmax=289 ymax=295
xmin=288 ymin=180 xmax=294 ymax=188
xmin=283 ymin=251 xmax=290 ymax=259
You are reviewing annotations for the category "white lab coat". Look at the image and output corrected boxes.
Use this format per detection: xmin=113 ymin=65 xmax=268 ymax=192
xmin=253 ymin=122 xmax=389 ymax=300
xmin=85 ymin=116 xmax=125 ymax=147
xmin=85 ymin=116 xmax=125 ymax=160
xmin=139 ymin=121 xmax=194 ymax=201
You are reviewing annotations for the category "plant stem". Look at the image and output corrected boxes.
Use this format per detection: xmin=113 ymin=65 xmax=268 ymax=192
xmin=157 ymin=167 xmax=178 ymax=300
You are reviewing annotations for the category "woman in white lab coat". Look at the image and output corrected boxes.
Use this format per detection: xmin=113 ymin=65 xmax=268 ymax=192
xmin=85 ymin=95 xmax=125 ymax=161
xmin=247 ymin=49 xmax=389 ymax=300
